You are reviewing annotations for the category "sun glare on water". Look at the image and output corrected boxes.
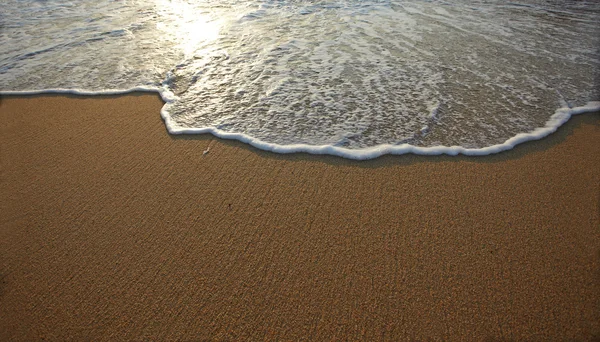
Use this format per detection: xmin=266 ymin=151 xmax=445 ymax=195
xmin=155 ymin=0 xmax=221 ymax=57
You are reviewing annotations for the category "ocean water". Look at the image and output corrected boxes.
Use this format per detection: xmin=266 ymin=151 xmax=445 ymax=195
xmin=1 ymin=0 xmax=599 ymax=159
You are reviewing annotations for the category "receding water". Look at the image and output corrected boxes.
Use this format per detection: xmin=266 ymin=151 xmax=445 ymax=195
xmin=1 ymin=0 xmax=599 ymax=158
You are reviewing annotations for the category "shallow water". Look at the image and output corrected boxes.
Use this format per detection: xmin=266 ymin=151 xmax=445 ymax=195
xmin=1 ymin=0 xmax=599 ymax=158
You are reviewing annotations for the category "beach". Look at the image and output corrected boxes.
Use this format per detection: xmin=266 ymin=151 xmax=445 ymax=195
xmin=1 ymin=93 xmax=599 ymax=340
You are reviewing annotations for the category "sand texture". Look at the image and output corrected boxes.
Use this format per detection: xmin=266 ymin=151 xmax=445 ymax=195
xmin=1 ymin=94 xmax=599 ymax=340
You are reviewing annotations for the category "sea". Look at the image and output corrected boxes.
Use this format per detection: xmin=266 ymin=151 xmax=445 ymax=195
xmin=1 ymin=0 xmax=599 ymax=159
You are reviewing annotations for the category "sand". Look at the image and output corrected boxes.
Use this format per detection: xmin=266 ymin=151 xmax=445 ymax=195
xmin=1 ymin=93 xmax=599 ymax=340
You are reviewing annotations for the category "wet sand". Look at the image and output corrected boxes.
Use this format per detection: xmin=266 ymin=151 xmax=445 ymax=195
xmin=1 ymin=93 xmax=599 ymax=340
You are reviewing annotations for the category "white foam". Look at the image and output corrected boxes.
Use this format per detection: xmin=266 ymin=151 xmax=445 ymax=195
xmin=164 ymin=101 xmax=600 ymax=159
xmin=4 ymin=88 xmax=596 ymax=160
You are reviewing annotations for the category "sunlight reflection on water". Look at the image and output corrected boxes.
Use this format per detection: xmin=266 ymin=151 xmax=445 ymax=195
xmin=155 ymin=0 xmax=222 ymax=58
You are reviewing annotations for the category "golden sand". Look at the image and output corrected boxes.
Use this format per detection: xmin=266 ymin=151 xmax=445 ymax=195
xmin=1 ymin=94 xmax=599 ymax=340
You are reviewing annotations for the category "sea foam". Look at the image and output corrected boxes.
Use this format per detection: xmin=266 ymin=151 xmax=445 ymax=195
xmin=3 ymin=87 xmax=598 ymax=160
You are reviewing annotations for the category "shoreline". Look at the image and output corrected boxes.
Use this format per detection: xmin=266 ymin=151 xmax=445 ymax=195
xmin=2 ymin=91 xmax=599 ymax=159
xmin=1 ymin=93 xmax=599 ymax=340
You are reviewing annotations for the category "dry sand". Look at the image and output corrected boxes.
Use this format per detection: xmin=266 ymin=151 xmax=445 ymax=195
xmin=1 ymin=93 xmax=599 ymax=340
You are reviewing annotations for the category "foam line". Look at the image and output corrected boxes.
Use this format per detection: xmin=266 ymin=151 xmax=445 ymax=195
xmin=1 ymin=87 xmax=180 ymax=104
xmin=1 ymin=87 xmax=164 ymax=97
xmin=2 ymin=88 xmax=598 ymax=160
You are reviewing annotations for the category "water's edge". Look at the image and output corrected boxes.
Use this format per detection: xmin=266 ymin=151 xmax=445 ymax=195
xmin=2 ymin=88 xmax=599 ymax=160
